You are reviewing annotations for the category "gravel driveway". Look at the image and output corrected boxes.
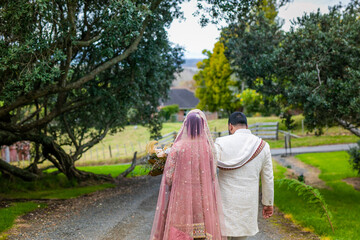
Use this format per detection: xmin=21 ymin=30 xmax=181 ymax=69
xmin=7 ymin=175 xmax=318 ymax=240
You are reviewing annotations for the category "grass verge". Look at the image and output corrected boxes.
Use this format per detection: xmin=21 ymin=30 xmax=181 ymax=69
xmin=274 ymin=151 xmax=360 ymax=240
xmin=0 ymin=164 xmax=149 ymax=200
xmin=0 ymin=202 xmax=46 ymax=233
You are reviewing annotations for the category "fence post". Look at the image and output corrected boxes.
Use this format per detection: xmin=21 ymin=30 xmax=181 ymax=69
xmin=289 ymin=131 xmax=292 ymax=155
xmin=284 ymin=131 xmax=292 ymax=156
xmin=276 ymin=122 xmax=279 ymax=140
xmin=109 ymin=145 xmax=112 ymax=158
xmin=301 ymin=119 xmax=304 ymax=134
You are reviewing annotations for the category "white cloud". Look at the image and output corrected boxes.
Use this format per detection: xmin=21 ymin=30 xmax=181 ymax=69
xmin=167 ymin=1 xmax=221 ymax=59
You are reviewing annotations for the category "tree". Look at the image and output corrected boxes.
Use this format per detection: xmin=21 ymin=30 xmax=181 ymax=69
xmin=221 ymin=3 xmax=285 ymax=116
xmin=0 ymin=0 xmax=182 ymax=181
xmin=276 ymin=1 xmax=360 ymax=136
xmin=223 ymin=0 xmax=360 ymax=136
xmin=194 ymin=42 xmax=237 ymax=114
xmin=1 ymin=0 xmax=281 ymax=181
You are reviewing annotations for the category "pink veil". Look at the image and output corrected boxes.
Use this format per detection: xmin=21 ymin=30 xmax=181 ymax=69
xmin=150 ymin=109 xmax=225 ymax=240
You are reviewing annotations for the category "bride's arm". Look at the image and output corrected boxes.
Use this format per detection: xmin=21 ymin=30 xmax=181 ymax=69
xmin=165 ymin=149 xmax=177 ymax=186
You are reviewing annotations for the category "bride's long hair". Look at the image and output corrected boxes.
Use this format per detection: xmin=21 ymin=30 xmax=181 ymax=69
xmin=150 ymin=109 xmax=225 ymax=240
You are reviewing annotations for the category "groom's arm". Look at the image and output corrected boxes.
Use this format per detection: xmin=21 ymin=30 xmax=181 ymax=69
xmin=260 ymin=143 xmax=274 ymax=218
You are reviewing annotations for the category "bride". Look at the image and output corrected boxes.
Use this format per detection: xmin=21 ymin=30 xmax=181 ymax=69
xmin=150 ymin=109 xmax=225 ymax=240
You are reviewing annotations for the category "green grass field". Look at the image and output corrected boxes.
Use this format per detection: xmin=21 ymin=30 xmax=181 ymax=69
xmin=69 ymin=115 xmax=358 ymax=166
xmin=274 ymin=151 xmax=360 ymax=240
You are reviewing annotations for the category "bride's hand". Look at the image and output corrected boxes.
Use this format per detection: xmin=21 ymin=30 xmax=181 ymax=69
xmin=155 ymin=149 xmax=166 ymax=158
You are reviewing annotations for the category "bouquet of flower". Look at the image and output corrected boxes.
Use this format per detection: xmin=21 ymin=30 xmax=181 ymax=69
xmin=146 ymin=141 xmax=171 ymax=176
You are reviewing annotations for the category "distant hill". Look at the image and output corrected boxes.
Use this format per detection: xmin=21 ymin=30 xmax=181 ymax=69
xmin=182 ymin=58 xmax=203 ymax=68
xmin=172 ymin=59 xmax=203 ymax=90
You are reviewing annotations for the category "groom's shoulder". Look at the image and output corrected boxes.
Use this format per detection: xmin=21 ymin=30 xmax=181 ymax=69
xmin=214 ymin=134 xmax=235 ymax=145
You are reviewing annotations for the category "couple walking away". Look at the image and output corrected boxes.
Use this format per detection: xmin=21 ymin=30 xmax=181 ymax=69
xmin=150 ymin=110 xmax=274 ymax=240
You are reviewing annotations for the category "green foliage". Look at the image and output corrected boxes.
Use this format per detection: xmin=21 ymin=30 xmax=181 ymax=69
xmin=147 ymin=114 xmax=163 ymax=140
xmin=0 ymin=0 xmax=184 ymax=180
xmin=223 ymin=0 xmax=360 ymax=136
xmin=276 ymin=2 xmax=360 ymax=135
xmin=348 ymin=141 xmax=360 ymax=174
xmin=280 ymin=111 xmax=295 ymax=130
xmin=194 ymin=42 xmax=237 ymax=113
xmin=276 ymin=178 xmax=334 ymax=232
xmin=159 ymin=104 xmax=179 ymax=121
xmin=234 ymin=89 xmax=264 ymax=116
xmin=0 ymin=202 xmax=46 ymax=233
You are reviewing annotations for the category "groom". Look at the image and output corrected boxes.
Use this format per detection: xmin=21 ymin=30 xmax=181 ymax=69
xmin=215 ymin=112 xmax=274 ymax=240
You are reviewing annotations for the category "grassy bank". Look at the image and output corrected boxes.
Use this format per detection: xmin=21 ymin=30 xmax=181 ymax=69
xmin=274 ymin=151 xmax=360 ymax=239
xmin=0 ymin=164 xmax=150 ymax=236
xmin=0 ymin=202 xmax=46 ymax=234
xmin=0 ymin=164 xmax=149 ymax=200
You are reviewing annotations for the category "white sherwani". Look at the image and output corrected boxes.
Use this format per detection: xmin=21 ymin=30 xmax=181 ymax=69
xmin=215 ymin=129 xmax=274 ymax=237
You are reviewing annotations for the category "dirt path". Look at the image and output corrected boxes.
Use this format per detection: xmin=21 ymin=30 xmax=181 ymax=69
xmin=5 ymin=175 xmax=318 ymax=240
xmin=273 ymin=155 xmax=328 ymax=189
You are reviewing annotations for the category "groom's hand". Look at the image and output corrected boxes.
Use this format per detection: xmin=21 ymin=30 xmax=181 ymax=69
xmin=262 ymin=205 xmax=273 ymax=219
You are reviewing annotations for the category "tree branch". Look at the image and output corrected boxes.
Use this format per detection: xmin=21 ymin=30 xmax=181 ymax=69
xmin=62 ymin=116 xmax=79 ymax=149
xmin=73 ymin=35 xmax=101 ymax=47
xmin=0 ymin=158 xmax=39 ymax=181
xmin=118 ymin=152 xmax=137 ymax=178
xmin=336 ymin=118 xmax=360 ymax=137
xmin=18 ymin=107 xmax=42 ymax=125
xmin=73 ymin=120 xmax=114 ymax=160
xmin=11 ymin=96 xmax=102 ymax=132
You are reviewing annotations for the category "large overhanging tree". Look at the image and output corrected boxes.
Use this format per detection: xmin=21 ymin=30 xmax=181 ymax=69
xmin=276 ymin=1 xmax=360 ymax=136
xmin=222 ymin=0 xmax=360 ymax=137
xmin=1 ymin=0 xmax=289 ymax=181
xmin=0 ymin=0 xmax=185 ymax=181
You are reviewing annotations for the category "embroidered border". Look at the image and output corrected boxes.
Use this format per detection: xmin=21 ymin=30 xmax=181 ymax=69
xmin=218 ymin=140 xmax=266 ymax=170
xmin=175 ymin=223 xmax=213 ymax=239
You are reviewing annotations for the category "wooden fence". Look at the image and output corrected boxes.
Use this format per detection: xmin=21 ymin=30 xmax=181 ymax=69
xmin=249 ymin=122 xmax=279 ymax=140
xmin=212 ymin=122 xmax=280 ymax=140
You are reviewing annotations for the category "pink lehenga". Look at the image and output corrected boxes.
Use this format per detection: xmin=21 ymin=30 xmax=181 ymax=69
xmin=150 ymin=109 xmax=226 ymax=240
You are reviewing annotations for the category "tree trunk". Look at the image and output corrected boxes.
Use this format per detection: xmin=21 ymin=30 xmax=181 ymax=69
xmin=41 ymin=139 xmax=113 ymax=182
xmin=336 ymin=119 xmax=360 ymax=137
xmin=119 ymin=152 xmax=137 ymax=178
xmin=0 ymin=130 xmax=113 ymax=182
xmin=0 ymin=158 xmax=38 ymax=181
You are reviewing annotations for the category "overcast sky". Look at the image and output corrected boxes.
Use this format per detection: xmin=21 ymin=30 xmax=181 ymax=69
xmin=167 ymin=0 xmax=352 ymax=59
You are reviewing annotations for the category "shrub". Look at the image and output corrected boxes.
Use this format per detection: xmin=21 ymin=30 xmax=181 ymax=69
xmin=348 ymin=140 xmax=360 ymax=174
xmin=159 ymin=104 xmax=179 ymax=121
